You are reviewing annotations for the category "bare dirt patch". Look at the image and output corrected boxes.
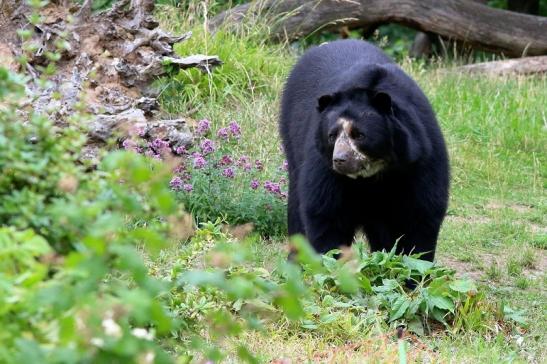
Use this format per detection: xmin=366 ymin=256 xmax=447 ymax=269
xmin=438 ymin=255 xmax=484 ymax=281
xmin=486 ymin=201 xmax=534 ymax=214
xmin=445 ymin=215 xmax=492 ymax=225
xmin=440 ymin=248 xmax=547 ymax=282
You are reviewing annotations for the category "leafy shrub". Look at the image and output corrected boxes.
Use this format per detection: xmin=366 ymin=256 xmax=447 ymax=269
xmin=0 ymin=68 xmax=183 ymax=359
xmin=172 ymin=232 xmax=495 ymax=347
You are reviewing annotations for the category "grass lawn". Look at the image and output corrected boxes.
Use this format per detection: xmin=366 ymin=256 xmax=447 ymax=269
xmin=157 ymin=7 xmax=546 ymax=363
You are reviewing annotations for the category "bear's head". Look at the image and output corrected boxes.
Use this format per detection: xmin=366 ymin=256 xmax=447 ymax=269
xmin=315 ymin=64 xmax=427 ymax=179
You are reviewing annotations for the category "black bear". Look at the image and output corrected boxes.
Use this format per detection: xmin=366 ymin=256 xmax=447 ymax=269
xmin=280 ymin=40 xmax=449 ymax=262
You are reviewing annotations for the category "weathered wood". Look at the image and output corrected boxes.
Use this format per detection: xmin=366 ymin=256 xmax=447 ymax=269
xmin=210 ymin=0 xmax=547 ymax=57
xmin=1 ymin=0 xmax=222 ymax=162
xmin=455 ymin=55 xmax=547 ymax=75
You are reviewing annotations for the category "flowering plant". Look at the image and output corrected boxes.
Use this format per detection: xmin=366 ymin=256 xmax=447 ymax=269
xmin=123 ymin=119 xmax=288 ymax=236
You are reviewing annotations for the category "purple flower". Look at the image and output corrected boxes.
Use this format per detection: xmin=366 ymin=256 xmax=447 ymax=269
xmin=145 ymin=149 xmax=161 ymax=160
xmin=151 ymin=138 xmax=170 ymax=150
xmin=264 ymin=181 xmax=286 ymax=199
xmin=255 ymin=159 xmax=263 ymax=171
xmin=193 ymin=153 xmax=207 ymax=169
xmin=197 ymin=119 xmax=211 ymax=135
xmin=250 ymin=179 xmax=260 ymax=190
xmin=170 ymin=176 xmax=183 ymax=190
xmin=222 ymin=167 xmax=235 ymax=178
xmin=229 ymin=120 xmax=241 ymax=138
xmin=237 ymin=156 xmax=250 ymax=166
xmin=173 ymin=164 xmax=186 ymax=174
xmin=183 ymin=183 xmax=193 ymax=192
xmin=264 ymin=181 xmax=281 ymax=194
xmin=175 ymin=145 xmax=188 ymax=155
xmin=282 ymin=160 xmax=288 ymax=171
xmin=217 ymin=127 xmax=229 ymax=140
xmin=122 ymin=138 xmax=137 ymax=151
xmin=243 ymin=163 xmax=252 ymax=171
xmin=219 ymin=155 xmax=233 ymax=166
xmin=200 ymin=139 xmax=215 ymax=155
xmin=136 ymin=126 xmax=146 ymax=137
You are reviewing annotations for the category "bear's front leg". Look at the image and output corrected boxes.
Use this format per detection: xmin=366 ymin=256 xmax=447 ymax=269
xmin=396 ymin=217 xmax=443 ymax=262
xmin=302 ymin=214 xmax=355 ymax=254
xmin=298 ymin=157 xmax=355 ymax=254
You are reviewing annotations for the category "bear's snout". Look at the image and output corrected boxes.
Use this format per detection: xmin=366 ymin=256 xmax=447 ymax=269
xmin=332 ymin=127 xmax=366 ymax=175
xmin=332 ymin=149 xmax=363 ymax=175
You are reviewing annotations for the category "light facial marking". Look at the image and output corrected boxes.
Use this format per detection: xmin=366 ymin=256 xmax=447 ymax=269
xmin=336 ymin=118 xmax=367 ymax=161
xmin=333 ymin=117 xmax=385 ymax=178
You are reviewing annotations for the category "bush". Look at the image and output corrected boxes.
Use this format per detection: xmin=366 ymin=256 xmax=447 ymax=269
xmin=121 ymin=118 xmax=288 ymax=236
xmin=0 ymin=67 xmax=182 ymax=360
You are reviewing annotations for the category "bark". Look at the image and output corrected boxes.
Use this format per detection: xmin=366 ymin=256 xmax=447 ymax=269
xmin=409 ymin=0 xmax=488 ymax=59
xmin=1 ymin=0 xmax=222 ymax=163
xmin=210 ymin=0 xmax=547 ymax=57
xmin=455 ymin=55 xmax=547 ymax=75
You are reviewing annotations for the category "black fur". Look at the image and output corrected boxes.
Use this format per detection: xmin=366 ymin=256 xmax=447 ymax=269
xmin=280 ymin=40 xmax=449 ymax=262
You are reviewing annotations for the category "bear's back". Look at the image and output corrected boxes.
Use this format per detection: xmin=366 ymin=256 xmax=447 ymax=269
xmin=283 ymin=40 xmax=393 ymax=106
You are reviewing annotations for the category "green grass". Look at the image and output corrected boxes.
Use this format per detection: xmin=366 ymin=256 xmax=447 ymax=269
xmin=156 ymin=6 xmax=546 ymax=362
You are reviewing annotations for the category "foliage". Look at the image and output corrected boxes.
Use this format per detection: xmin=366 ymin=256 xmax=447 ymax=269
xmin=121 ymin=117 xmax=287 ymax=236
xmin=167 ymin=230 xmax=511 ymax=361
xmin=0 ymin=125 xmax=179 ymax=363
xmin=172 ymin=119 xmax=287 ymax=236
xmin=1 ymin=64 xmax=184 ymax=360
xmin=0 ymin=98 xmax=85 ymax=252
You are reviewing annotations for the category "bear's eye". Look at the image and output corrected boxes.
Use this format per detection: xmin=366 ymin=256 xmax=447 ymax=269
xmin=328 ymin=132 xmax=338 ymax=143
xmin=352 ymin=131 xmax=366 ymax=140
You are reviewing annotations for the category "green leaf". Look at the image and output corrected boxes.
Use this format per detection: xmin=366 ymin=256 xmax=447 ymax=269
xmin=275 ymin=294 xmax=304 ymax=321
xmin=403 ymin=256 xmax=433 ymax=275
xmin=237 ymin=345 xmax=259 ymax=364
xmin=358 ymin=275 xmax=373 ymax=294
xmin=429 ymin=296 xmax=455 ymax=312
xmin=290 ymin=235 xmax=323 ymax=272
xmin=431 ymin=307 xmax=448 ymax=324
xmin=320 ymin=313 xmax=339 ymax=324
xmin=449 ymin=279 xmax=477 ymax=293
xmin=335 ymin=266 xmax=359 ymax=295
xmin=178 ymin=270 xmax=226 ymax=288
xmin=22 ymin=233 xmax=52 ymax=256
xmin=389 ymin=295 xmax=411 ymax=322
xmin=301 ymin=320 xmax=318 ymax=330
xmin=503 ymin=305 xmax=527 ymax=326
xmin=373 ymin=279 xmax=399 ymax=293
xmin=407 ymin=318 xmax=424 ymax=336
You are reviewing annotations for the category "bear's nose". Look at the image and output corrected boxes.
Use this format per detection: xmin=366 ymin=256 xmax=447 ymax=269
xmin=333 ymin=156 xmax=347 ymax=165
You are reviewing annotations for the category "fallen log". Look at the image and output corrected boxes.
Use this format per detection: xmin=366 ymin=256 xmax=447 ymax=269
xmin=455 ymin=55 xmax=547 ymax=75
xmin=210 ymin=0 xmax=547 ymax=57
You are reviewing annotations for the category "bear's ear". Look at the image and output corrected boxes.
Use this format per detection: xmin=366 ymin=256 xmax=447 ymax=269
xmin=371 ymin=91 xmax=392 ymax=114
xmin=317 ymin=94 xmax=334 ymax=113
